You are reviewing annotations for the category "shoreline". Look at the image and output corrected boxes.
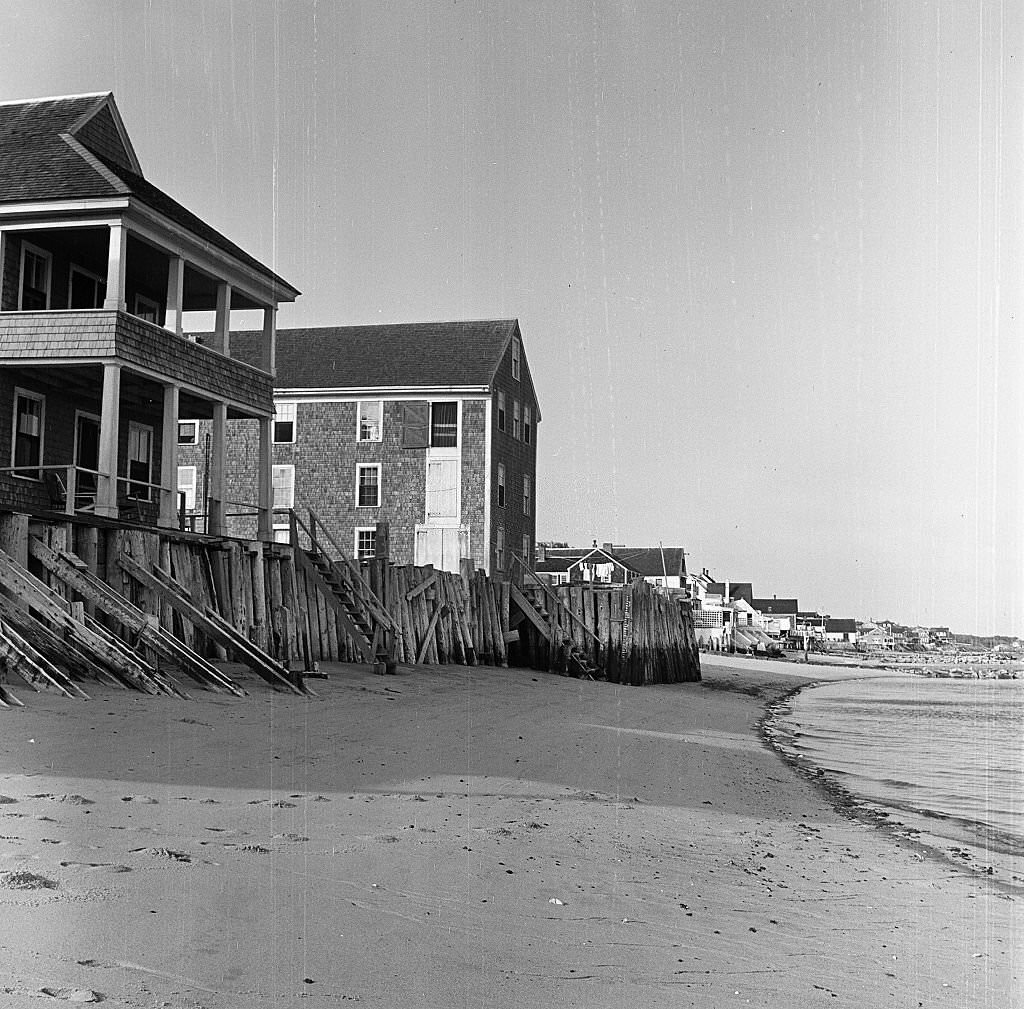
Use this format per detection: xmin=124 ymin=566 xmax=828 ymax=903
xmin=0 ymin=659 xmax=1019 ymax=1007
xmin=754 ymin=670 xmax=1024 ymax=896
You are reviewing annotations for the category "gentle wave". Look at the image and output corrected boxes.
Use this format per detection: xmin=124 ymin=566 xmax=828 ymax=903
xmin=774 ymin=676 xmax=1024 ymax=877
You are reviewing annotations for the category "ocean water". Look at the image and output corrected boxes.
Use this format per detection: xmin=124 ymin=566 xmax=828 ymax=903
xmin=772 ymin=674 xmax=1024 ymax=886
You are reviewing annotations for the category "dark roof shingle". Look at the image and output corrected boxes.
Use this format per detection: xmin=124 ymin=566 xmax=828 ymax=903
xmin=228 ymin=321 xmax=522 ymax=390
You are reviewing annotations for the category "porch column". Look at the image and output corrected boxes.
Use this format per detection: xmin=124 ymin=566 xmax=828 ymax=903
xmin=165 ymin=255 xmax=185 ymax=337
xmin=95 ymin=363 xmax=121 ymax=518
xmin=102 ymin=222 xmax=128 ymax=311
xmin=208 ymin=402 xmax=227 ymax=536
xmin=158 ymin=383 xmax=180 ymax=529
xmin=214 ymin=282 xmax=232 ymax=356
xmin=260 ymin=304 xmax=277 ymax=375
xmin=257 ymin=416 xmax=273 ymax=541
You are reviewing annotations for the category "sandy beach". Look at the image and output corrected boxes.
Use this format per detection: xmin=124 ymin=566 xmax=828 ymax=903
xmin=0 ymin=658 xmax=1018 ymax=1007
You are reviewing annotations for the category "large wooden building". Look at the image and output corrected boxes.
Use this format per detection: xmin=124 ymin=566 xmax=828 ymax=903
xmin=0 ymin=92 xmax=299 ymax=534
xmin=180 ymin=321 xmax=541 ymax=576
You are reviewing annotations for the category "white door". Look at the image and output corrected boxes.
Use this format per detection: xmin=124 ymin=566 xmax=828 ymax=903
xmin=415 ymin=525 xmax=469 ymax=573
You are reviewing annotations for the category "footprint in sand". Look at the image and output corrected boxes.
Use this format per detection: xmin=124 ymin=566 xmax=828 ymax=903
xmin=29 ymin=794 xmax=94 ymax=806
xmin=227 ymin=844 xmax=270 ymax=854
xmin=120 ymin=796 xmax=158 ymax=804
xmin=0 ymin=796 xmax=18 ymax=804
xmin=199 ymin=799 xmax=220 ymax=805
xmin=0 ymin=870 xmax=57 ymax=890
xmin=271 ymin=800 xmax=296 ymax=809
xmin=59 ymin=861 xmax=132 ymax=873
xmin=273 ymin=833 xmax=309 ymax=843
xmin=38 ymin=986 xmax=104 ymax=1002
xmin=129 ymin=847 xmax=191 ymax=863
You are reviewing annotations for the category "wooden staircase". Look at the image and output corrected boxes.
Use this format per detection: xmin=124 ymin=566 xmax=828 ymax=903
xmin=287 ymin=509 xmax=398 ymax=665
xmin=508 ymin=555 xmax=605 ymax=680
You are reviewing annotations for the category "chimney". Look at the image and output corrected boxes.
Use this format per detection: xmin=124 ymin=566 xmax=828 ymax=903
xmin=602 ymin=542 xmax=614 ymax=552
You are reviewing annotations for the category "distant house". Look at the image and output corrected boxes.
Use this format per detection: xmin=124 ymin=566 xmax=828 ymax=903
xmin=752 ymin=597 xmax=799 ymax=637
xmin=0 ymin=92 xmax=299 ymax=533
xmin=535 ymin=542 xmax=688 ymax=589
xmin=824 ymin=618 xmax=857 ymax=644
xmin=706 ymin=581 xmax=754 ymax=604
xmin=180 ymin=320 xmax=540 ymax=576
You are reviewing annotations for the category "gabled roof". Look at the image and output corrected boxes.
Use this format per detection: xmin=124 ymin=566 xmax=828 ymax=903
xmin=0 ymin=92 xmax=298 ymax=297
xmin=569 ymin=547 xmax=637 ymax=573
xmin=752 ymin=598 xmax=799 ymax=615
xmin=825 ymin=618 xmax=857 ymax=633
xmin=707 ymin=582 xmax=753 ymax=603
xmin=228 ymin=321 xmax=530 ymax=395
xmin=608 ymin=546 xmax=687 ymax=578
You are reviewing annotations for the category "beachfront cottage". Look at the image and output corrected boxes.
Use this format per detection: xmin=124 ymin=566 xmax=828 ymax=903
xmin=824 ymin=618 xmax=858 ymax=644
xmin=179 ymin=321 xmax=540 ymax=576
xmin=752 ymin=597 xmax=799 ymax=638
xmin=0 ymin=92 xmax=299 ymax=534
xmin=535 ymin=543 xmax=688 ymax=589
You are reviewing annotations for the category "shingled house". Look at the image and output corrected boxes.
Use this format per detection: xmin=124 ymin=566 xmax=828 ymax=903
xmin=0 ymin=92 xmax=299 ymax=533
xmin=181 ymin=320 xmax=540 ymax=576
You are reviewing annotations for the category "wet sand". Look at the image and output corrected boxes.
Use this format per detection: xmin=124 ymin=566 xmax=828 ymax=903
xmin=0 ymin=658 xmax=1018 ymax=1007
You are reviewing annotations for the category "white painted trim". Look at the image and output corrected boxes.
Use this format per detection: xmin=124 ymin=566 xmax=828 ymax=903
xmin=272 ymin=400 xmax=297 ymax=443
xmin=274 ymin=387 xmax=491 ymax=402
xmin=272 ymin=464 xmax=295 ymax=509
xmin=177 ymin=464 xmax=198 ymax=511
xmin=18 ymin=240 xmax=52 ymax=309
xmin=355 ymin=462 xmax=382 ymax=509
xmin=353 ymin=526 xmax=377 ymax=560
xmin=482 ymin=395 xmax=492 ymax=576
xmin=10 ymin=387 xmax=45 ymax=479
xmin=0 ymin=200 xmax=130 ymax=219
xmin=177 ymin=420 xmax=199 ymax=445
xmin=0 ymin=91 xmax=110 ymax=107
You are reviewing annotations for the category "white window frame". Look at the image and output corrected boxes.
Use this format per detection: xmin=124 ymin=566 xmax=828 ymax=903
xmin=177 ymin=421 xmax=198 ymax=445
xmin=133 ymin=292 xmax=160 ymax=324
xmin=356 ymin=462 xmax=381 ymax=509
xmin=512 ymin=336 xmax=521 ymax=381
xmin=126 ymin=421 xmax=154 ymax=501
xmin=524 ymin=405 xmax=532 ymax=445
xmin=429 ymin=401 xmax=459 ymax=449
xmin=496 ymin=525 xmax=506 ymax=572
xmin=68 ymin=263 xmax=105 ymax=310
xmin=513 ymin=400 xmax=521 ymax=440
xmin=522 ymin=533 xmax=531 ymax=564
xmin=272 ymin=464 xmax=295 ymax=509
xmin=497 ymin=462 xmax=506 ymax=508
xmin=523 ymin=473 xmax=531 ymax=516
xmin=19 ymin=242 xmax=52 ymax=310
xmin=357 ymin=399 xmax=384 ymax=442
xmin=273 ymin=401 xmax=296 ymax=444
xmin=497 ymin=390 xmax=506 ymax=432
xmin=10 ymin=388 xmax=45 ymax=479
xmin=177 ymin=464 xmax=197 ymax=511
xmin=354 ymin=526 xmax=377 ymax=560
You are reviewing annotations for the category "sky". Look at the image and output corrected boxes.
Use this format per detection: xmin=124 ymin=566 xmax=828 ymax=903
xmin=0 ymin=1 xmax=1019 ymax=636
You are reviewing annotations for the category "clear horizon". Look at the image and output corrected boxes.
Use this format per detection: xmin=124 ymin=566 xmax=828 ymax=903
xmin=1 ymin=1 xmax=1019 ymax=637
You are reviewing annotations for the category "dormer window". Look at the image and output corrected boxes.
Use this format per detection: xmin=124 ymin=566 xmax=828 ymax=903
xmin=511 ymin=336 xmax=521 ymax=381
xmin=19 ymin=243 xmax=51 ymax=310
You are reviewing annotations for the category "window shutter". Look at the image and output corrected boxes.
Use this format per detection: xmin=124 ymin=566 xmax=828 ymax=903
xmin=401 ymin=401 xmax=429 ymax=449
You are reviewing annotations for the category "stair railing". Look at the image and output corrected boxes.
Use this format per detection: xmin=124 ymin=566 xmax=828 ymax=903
xmin=511 ymin=553 xmax=604 ymax=646
xmin=289 ymin=508 xmax=397 ymax=634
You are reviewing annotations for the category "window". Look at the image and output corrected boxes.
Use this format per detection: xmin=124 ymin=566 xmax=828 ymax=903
xmin=127 ymin=422 xmax=153 ymax=500
xmin=522 ymin=533 xmax=531 ymax=564
xmin=133 ymin=293 xmax=160 ymax=324
xmin=355 ymin=527 xmax=377 ymax=560
xmin=177 ymin=421 xmax=198 ymax=445
xmin=513 ymin=401 xmax=521 ymax=440
xmin=497 ymin=391 xmax=506 ymax=432
xmin=357 ymin=400 xmax=383 ymax=442
xmin=524 ymin=405 xmax=532 ymax=446
xmin=512 ymin=336 xmax=521 ymax=381
xmin=177 ymin=465 xmax=197 ymax=511
xmin=11 ymin=390 xmax=44 ymax=477
xmin=497 ymin=463 xmax=506 ymax=507
xmin=272 ymin=465 xmax=295 ymax=509
xmin=273 ymin=401 xmax=296 ymax=443
xmin=523 ymin=473 xmax=531 ymax=516
xmin=429 ymin=401 xmax=458 ymax=448
xmin=69 ymin=265 xmax=106 ymax=309
xmin=356 ymin=463 xmax=381 ymax=508
xmin=19 ymin=243 xmax=51 ymax=310
xmin=496 ymin=526 xmax=505 ymax=572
